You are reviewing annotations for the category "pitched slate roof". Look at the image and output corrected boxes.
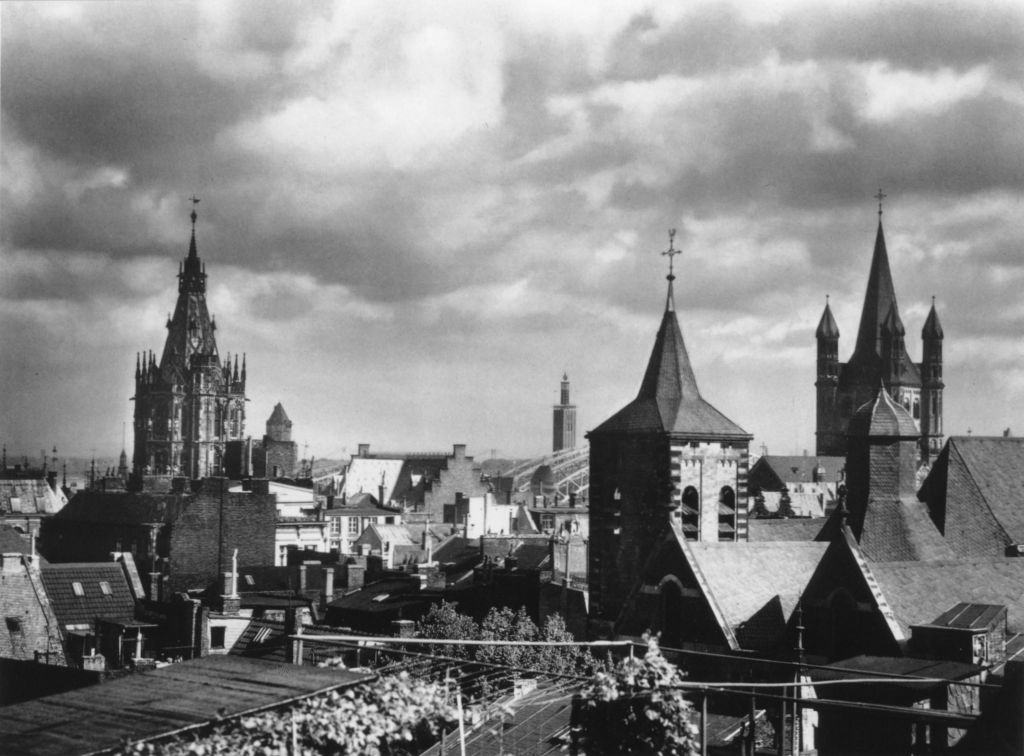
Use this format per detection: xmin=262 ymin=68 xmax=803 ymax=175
xmin=683 ymin=538 xmax=828 ymax=650
xmin=592 ymin=280 xmax=750 ymax=440
xmin=943 ymin=436 xmax=1024 ymax=546
xmin=922 ymin=301 xmax=944 ymax=340
xmin=751 ymin=455 xmax=845 ymax=487
xmin=40 ymin=563 xmax=137 ymax=631
xmin=0 ymin=477 xmax=67 ymax=515
xmin=848 ymin=384 xmax=919 ymax=438
xmin=858 ymin=498 xmax=955 ymax=562
xmin=869 ymin=559 xmax=1024 ymax=636
xmin=747 ymin=517 xmax=828 ymax=542
xmin=51 ymin=491 xmax=183 ymax=525
xmin=342 ymin=458 xmax=407 ymax=502
xmin=267 ymin=402 xmax=291 ymax=425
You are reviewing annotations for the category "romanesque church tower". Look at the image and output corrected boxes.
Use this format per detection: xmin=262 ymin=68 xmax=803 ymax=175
xmin=588 ymin=233 xmax=752 ymax=632
xmin=815 ymin=200 xmax=944 ymax=461
xmin=132 ymin=202 xmax=247 ymax=479
xmin=552 ymin=373 xmax=577 ymax=452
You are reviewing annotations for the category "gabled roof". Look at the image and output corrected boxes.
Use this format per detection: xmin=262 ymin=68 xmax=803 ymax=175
xmin=40 ymin=562 xmax=137 ymax=631
xmin=681 ymin=537 xmax=828 ymax=650
xmin=341 ymin=458 xmax=407 ymax=503
xmin=592 ymin=280 xmax=749 ymax=440
xmin=356 ymin=523 xmax=415 ymax=548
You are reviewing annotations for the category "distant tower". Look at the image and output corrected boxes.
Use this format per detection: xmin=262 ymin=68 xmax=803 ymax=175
xmin=132 ymin=199 xmax=247 ymax=479
xmin=262 ymin=403 xmax=298 ymax=478
xmin=552 ymin=373 xmax=577 ymax=452
xmin=814 ymin=193 xmax=943 ymax=459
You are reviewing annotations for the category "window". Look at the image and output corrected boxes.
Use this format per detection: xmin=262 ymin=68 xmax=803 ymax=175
xmin=5 ymin=617 xmax=22 ymax=634
xmin=347 ymin=518 xmax=360 ymax=536
xmin=244 ymin=574 xmax=255 ymax=587
xmin=99 ymin=581 xmax=112 ymax=596
xmin=541 ymin=514 xmax=555 ymax=531
xmin=71 ymin=581 xmax=85 ymax=597
xmin=210 ymin=626 xmax=226 ymax=649
xmin=329 ymin=518 xmax=341 ymax=537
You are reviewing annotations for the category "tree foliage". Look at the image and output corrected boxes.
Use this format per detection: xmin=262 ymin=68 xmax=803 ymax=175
xmin=125 ymin=671 xmax=458 ymax=756
xmin=576 ymin=634 xmax=698 ymax=755
xmin=416 ymin=601 xmax=597 ymax=676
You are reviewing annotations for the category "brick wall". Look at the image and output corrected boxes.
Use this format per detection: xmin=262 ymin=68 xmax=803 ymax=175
xmin=167 ymin=479 xmax=277 ymax=593
xmin=0 ymin=554 xmax=66 ymax=665
xmin=423 ymin=446 xmax=488 ymax=523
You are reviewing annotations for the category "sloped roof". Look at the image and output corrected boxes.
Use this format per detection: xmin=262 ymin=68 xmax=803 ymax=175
xmin=342 ymin=458 xmax=407 ymax=502
xmin=848 ymin=384 xmax=919 ymax=438
xmin=267 ymin=402 xmax=291 ymax=425
xmin=52 ymin=491 xmax=184 ymax=525
xmin=925 ymin=602 xmax=1005 ymax=630
xmin=357 ymin=523 xmax=415 ymax=548
xmin=683 ymin=538 xmax=828 ymax=649
xmin=858 ymin=497 xmax=955 ymax=562
xmin=945 ymin=436 xmax=1024 ymax=545
xmin=751 ymin=455 xmax=845 ymax=486
xmin=0 ymin=477 xmax=66 ymax=515
xmin=747 ymin=517 xmax=828 ymax=542
xmin=40 ymin=563 xmax=136 ymax=631
xmin=592 ymin=281 xmax=749 ymax=440
xmin=870 ymin=559 xmax=1024 ymax=636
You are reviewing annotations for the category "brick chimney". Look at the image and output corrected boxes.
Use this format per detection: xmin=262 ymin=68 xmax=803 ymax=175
xmin=358 ymin=444 xmax=370 ymax=458
xmin=453 ymin=444 xmax=466 ymax=460
xmin=322 ymin=566 xmax=335 ymax=607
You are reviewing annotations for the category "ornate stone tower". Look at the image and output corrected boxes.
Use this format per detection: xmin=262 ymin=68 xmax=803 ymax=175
xmin=132 ymin=201 xmax=247 ymax=479
xmin=587 ymin=231 xmax=752 ymax=633
xmin=814 ymin=195 xmax=943 ymax=461
xmin=552 ymin=373 xmax=577 ymax=452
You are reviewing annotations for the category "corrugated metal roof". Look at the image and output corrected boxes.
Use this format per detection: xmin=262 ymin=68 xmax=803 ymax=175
xmin=0 ymin=655 xmax=372 ymax=756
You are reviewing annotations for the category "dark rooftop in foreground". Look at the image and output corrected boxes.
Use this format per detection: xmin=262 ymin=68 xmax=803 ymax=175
xmin=0 ymin=655 xmax=373 ymax=756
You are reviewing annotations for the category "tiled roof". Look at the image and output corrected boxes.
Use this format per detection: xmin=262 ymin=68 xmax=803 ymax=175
xmin=751 ymin=455 xmax=845 ymax=486
xmin=0 ymin=477 xmax=66 ymax=515
xmin=947 ymin=436 xmax=1024 ymax=545
xmin=592 ymin=283 xmax=750 ymax=440
xmin=848 ymin=385 xmax=919 ymax=438
xmin=52 ymin=491 xmax=182 ymax=525
xmin=40 ymin=563 xmax=136 ymax=631
xmin=869 ymin=559 xmax=1024 ymax=636
xmin=684 ymin=538 xmax=828 ymax=650
xmin=267 ymin=402 xmax=291 ymax=425
xmin=858 ymin=497 xmax=955 ymax=562
xmin=0 ymin=655 xmax=371 ymax=756
xmin=360 ymin=524 xmax=415 ymax=547
xmin=747 ymin=517 xmax=827 ymax=542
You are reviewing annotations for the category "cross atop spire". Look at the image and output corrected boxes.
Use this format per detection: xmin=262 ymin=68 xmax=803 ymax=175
xmin=661 ymin=228 xmax=681 ymax=281
xmin=874 ymin=187 xmax=886 ymax=218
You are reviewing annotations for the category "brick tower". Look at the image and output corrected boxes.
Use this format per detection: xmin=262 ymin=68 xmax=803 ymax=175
xmin=132 ymin=200 xmax=247 ymax=479
xmin=587 ymin=231 xmax=752 ymax=632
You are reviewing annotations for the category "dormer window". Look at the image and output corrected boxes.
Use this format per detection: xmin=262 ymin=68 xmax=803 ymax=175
xmin=99 ymin=581 xmax=112 ymax=596
xmin=71 ymin=581 xmax=85 ymax=597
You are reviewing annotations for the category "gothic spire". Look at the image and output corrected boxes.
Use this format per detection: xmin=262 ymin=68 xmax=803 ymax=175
xmin=850 ymin=210 xmax=900 ymax=363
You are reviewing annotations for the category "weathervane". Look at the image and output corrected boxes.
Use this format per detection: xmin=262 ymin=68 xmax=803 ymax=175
xmin=190 ymin=194 xmax=200 ymax=226
xmin=661 ymin=228 xmax=681 ymax=281
xmin=874 ymin=187 xmax=886 ymax=218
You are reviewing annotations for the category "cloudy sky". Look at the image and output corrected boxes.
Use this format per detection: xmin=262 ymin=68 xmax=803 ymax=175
xmin=3 ymin=0 xmax=1024 ymax=462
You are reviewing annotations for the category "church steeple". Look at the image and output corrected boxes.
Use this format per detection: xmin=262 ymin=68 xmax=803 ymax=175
xmin=179 ymin=196 xmax=207 ymax=294
xmin=851 ymin=218 xmax=899 ymax=363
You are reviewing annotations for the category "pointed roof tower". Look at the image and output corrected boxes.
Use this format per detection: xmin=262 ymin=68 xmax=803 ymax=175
xmin=158 ymin=198 xmax=219 ymax=382
xmin=816 ymin=297 xmax=839 ymax=340
xmin=922 ymin=297 xmax=944 ymax=340
xmin=593 ymin=231 xmax=750 ymax=440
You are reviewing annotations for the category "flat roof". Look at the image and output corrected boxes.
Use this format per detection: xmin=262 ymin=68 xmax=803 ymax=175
xmin=0 ymin=655 xmax=373 ymax=756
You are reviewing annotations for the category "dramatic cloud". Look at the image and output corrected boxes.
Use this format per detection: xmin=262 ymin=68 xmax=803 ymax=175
xmin=3 ymin=0 xmax=1024 ymax=460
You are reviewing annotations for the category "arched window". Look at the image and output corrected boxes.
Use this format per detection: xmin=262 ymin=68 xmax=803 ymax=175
xmin=680 ymin=486 xmax=699 ymax=540
xmin=658 ymin=576 xmax=686 ymax=649
xmin=718 ymin=486 xmax=737 ymax=541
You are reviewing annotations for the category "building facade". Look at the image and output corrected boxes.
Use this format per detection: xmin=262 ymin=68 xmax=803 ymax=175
xmin=815 ymin=210 xmax=944 ymax=460
xmin=552 ymin=373 xmax=577 ymax=452
xmin=133 ymin=205 xmax=247 ymax=479
xmin=588 ymin=240 xmax=752 ymax=633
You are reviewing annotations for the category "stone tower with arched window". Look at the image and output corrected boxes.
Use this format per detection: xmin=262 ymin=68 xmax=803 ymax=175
xmin=587 ymin=235 xmax=752 ymax=633
xmin=132 ymin=203 xmax=247 ymax=480
xmin=816 ymin=208 xmax=944 ymax=462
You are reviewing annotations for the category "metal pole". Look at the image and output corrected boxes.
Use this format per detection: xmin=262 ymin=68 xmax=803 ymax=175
xmin=700 ymin=691 xmax=708 ymax=756
xmin=749 ymin=692 xmax=757 ymax=756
